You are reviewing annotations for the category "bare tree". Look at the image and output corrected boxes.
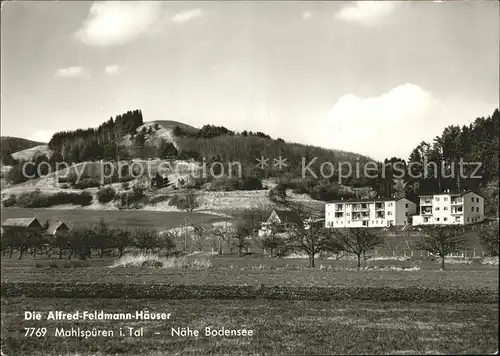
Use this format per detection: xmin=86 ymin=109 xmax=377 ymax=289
xmin=184 ymin=191 xmax=199 ymax=212
xmin=157 ymin=232 xmax=176 ymax=255
xmin=416 ymin=225 xmax=466 ymax=270
xmin=111 ymin=229 xmax=132 ymax=257
xmin=257 ymin=221 xmax=293 ymax=258
xmin=134 ymin=228 xmax=160 ymax=254
xmin=211 ymin=225 xmax=230 ymax=254
xmin=288 ymin=207 xmax=341 ymax=268
xmin=232 ymin=221 xmax=252 ymax=257
xmin=477 ymin=221 xmax=499 ymax=257
xmin=336 ymin=228 xmax=384 ymax=268
xmin=192 ymin=225 xmax=206 ymax=251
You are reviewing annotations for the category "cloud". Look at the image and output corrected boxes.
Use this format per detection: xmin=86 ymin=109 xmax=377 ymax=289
xmin=335 ymin=1 xmax=396 ymax=25
xmin=323 ymin=83 xmax=441 ymax=160
xmin=302 ymin=11 xmax=313 ymax=20
xmin=172 ymin=9 xmax=203 ymax=24
xmin=104 ymin=65 xmax=120 ymax=75
xmin=75 ymin=1 xmax=162 ymax=46
xmin=30 ymin=130 xmax=55 ymax=143
xmin=55 ymin=66 xmax=87 ymax=78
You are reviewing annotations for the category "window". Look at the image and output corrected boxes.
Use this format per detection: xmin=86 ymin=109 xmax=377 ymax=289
xmin=347 ymin=213 xmax=350 ymax=216
xmin=444 ymin=207 xmax=448 ymax=210
xmin=444 ymin=197 xmax=448 ymax=201
xmin=467 ymin=217 xmax=470 ymax=222
xmin=436 ymin=218 xmax=440 ymax=221
xmin=476 ymin=207 xmax=479 ymax=212
xmin=435 ymin=197 xmax=440 ymax=201
xmin=405 ymin=212 xmax=409 ymax=216
xmin=435 ymin=207 xmax=440 ymax=211
xmin=455 ymin=217 xmax=460 ymax=222
xmin=476 ymin=198 xmax=480 ymax=203
xmin=387 ymin=211 xmax=393 ymax=216
xmin=471 ymin=207 xmax=474 ymax=212
xmin=471 ymin=197 xmax=474 ymax=202
xmin=444 ymin=218 xmax=448 ymax=221
xmin=424 ymin=217 xmax=429 ymax=222
xmin=387 ymin=202 xmax=393 ymax=207
xmin=405 ymin=203 xmax=409 ymax=208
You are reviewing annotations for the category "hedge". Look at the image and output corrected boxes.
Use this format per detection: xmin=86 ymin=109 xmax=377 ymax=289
xmin=0 ymin=282 xmax=496 ymax=303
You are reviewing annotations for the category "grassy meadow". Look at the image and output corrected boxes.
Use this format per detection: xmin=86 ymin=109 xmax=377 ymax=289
xmin=0 ymin=210 xmax=498 ymax=355
xmin=1 ymin=297 xmax=498 ymax=355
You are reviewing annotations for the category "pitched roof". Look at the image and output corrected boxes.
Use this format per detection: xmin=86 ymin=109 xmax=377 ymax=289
xmin=273 ymin=210 xmax=302 ymax=224
xmin=2 ymin=217 xmax=42 ymax=228
xmin=45 ymin=221 xmax=69 ymax=235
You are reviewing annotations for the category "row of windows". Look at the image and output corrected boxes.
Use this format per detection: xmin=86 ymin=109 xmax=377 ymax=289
xmin=333 ymin=202 xmax=395 ymax=208
xmin=327 ymin=220 xmax=393 ymax=226
xmin=434 ymin=206 xmax=480 ymax=213
xmin=422 ymin=216 xmax=482 ymax=223
xmin=435 ymin=196 xmax=480 ymax=203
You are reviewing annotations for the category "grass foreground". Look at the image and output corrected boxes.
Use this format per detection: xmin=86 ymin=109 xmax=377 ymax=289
xmin=1 ymin=297 xmax=498 ymax=355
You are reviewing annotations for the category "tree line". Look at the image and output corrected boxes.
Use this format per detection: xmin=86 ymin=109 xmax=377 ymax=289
xmin=369 ymin=109 xmax=499 ymax=214
xmin=1 ymin=214 xmax=497 ymax=270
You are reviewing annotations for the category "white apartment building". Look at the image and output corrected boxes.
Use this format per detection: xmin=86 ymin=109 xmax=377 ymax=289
xmin=412 ymin=191 xmax=484 ymax=226
xmin=325 ymin=198 xmax=417 ymax=228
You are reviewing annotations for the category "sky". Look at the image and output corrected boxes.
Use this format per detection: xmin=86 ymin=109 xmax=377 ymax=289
xmin=1 ymin=1 xmax=499 ymax=160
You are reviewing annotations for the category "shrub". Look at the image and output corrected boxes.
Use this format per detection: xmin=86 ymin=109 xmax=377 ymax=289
xmin=17 ymin=190 xmax=49 ymax=208
xmin=16 ymin=190 xmax=92 ymax=208
xmin=114 ymin=185 xmax=145 ymax=209
xmin=111 ymin=253 xmax=212 ymax=270
xmin=168 ymin=192 xmax=199 ymax=212
xmin=71 ymin=178 xmax=101 ymax=189
xmin=97 ymin=187 xmax=116 ymax=203
xmin=2 ymin=195 xmax=17 ymax=207
xmin=209 ymin=177 xmax=240 ymax=191
xmin=242 ymin=176 xmax=263 ymax=190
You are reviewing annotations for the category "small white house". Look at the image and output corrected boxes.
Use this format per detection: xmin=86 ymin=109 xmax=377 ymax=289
xmin=258 ymin=209 xmax=302 ymax=237
xmin=412 ymin=191 xmax=484 ymax=226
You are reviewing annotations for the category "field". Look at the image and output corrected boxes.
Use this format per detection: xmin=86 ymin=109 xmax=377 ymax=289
xmin=1 ymin=215 xmax=498 ymax=355
xmin=0 ymin=208 xmax=225 ymax=231
xmin=1 ymin=298 xmax=498 ymax=355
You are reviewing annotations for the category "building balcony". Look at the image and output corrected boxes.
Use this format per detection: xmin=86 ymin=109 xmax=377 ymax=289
xmin=450 ymin=210 xmax=463 ymax=215
xmin=450 ymin=199 xmax=463 ymax=205
xmin=352 ymin=207 xmax=370 ymax=212
xmin=420 ymin=210 xmax=433 ymax=215
xmin=352 ymin=216 xmax=370 ymax=221
xmin=420 ymin=199 xmax=433 ymax=206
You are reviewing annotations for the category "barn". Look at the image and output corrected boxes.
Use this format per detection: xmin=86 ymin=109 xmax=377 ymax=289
xmin=1 ymin=217 xmax=43 ymax=234
xmin=44 ymin=221 xmax=70 ymax=238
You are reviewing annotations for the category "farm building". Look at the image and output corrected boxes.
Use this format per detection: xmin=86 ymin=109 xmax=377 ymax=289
xmin=1 ymin=217 xmax=43 ymax=235
xmin=44 ymin=221 xmax=70 ymax=238
xmin=258 ymin=209 xmax=302 ymax=237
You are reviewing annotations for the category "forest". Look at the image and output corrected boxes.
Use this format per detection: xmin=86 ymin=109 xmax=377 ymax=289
xmin=4 ymin=108 xmax=499 ymax=215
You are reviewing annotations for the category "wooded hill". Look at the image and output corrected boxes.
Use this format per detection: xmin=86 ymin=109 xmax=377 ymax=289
xmin=0 ymin=137 xmax=46 ymax=164
xmin=3 ymin=108 xmax=499 ymax=213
